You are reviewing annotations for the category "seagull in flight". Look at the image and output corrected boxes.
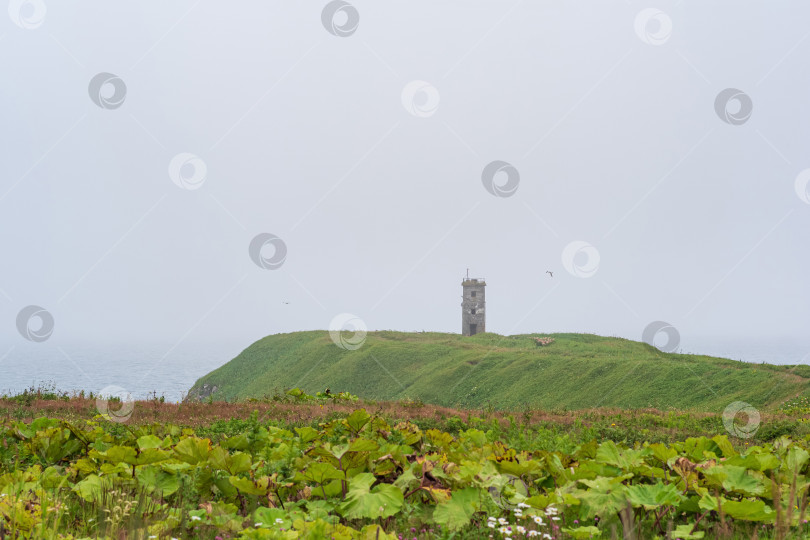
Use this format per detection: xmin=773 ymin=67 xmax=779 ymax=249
xmin=545 ymin=270 xmax=553 ymax=278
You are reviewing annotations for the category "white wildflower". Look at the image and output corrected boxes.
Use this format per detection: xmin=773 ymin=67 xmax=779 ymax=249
xmin=190 ymin=515 xmax=201 ymax=521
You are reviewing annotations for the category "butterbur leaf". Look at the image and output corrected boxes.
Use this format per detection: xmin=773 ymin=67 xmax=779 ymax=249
xmin=29 ymin=428 xmax=83 ymax=464
xmin=525 ymin=494 xmax=552 ymax=509
xmin=253 ymin=506 xmax=289 ymax=528
xmin=134 ymin=448 xmax=171 ymax=466
xmin=711 ymin=435 xmax=737 ymax=458
xmin=625 ymin=481 xmax=683 ymax=509
xmin=230 ymin=475 xmax=271 ymax=496
xmin=295 ymin=427 xmax=320 ymax=443
xmin=595 ymin=440 xmax=622 ymax=467
xmin=783 ymin=446 xmax=809 ymax=477
xmin=726 ymin=452 xmax=780 ymax=472
xmin=345 ymin=409 xmax=371 ymax=434
xmin=575 ymin=440 xmax=599 ymax=460
xmin=394 ymin=424 xmax=422 ymax=445
xmin=305 ymin=499 xmax=335 ymax=520
xmin=677 ymin=495 xmax=701 ymax=514
xmin=671 ymin=524 xmax=705 ymax=539
xmin=720 ymin=465 xmax=764 ymax=496
xmin=221 ymin=434 xmax=250 ymax=450
xmin=497 ymin=459 xmax=542 ymax=477
xmin=698 ymin=493 xmax=774 ymax=522
xmin=461 ymin=429 xmax=487 ymax=447
xmin=136 ymin=435 xmax=163 ymax=450
xmin=173 ymin=437 xmax=211 ymax=465
xmin=339 ymin=472 xmax=403 ymax=520
xmin=595 ymin=440 xmax=647 ymax=469
xmin=99 ymin=445 xmax=137 ymax=465
xmin=721 ymin=499 xmax=775 ymax=522
xmin=39 ymin=466 xmax=67 ymax=490
xmin=136 ymin=466 xmax=180 ymax=496
xmin=73 ymin=474 xmax=112 ymax=503
xmin=703 ymin=465 xmax=764 ymax=497
xmin=574 ymin=476 xmax=631 ymax=518
xmin=432 ymin=487 xmax=480 ymax=530
xmin=358 ymin=524 xmax=399 ymax=539
xmin=457 ymin=460 xmax=484 ymax=483
xmin=682 ymin=437 xmax=721 ymax=463
xmin=292 ymin=518 xmax=356 ymax=540
xmin=348 ymin=438 xmax=378 ymax=453
xmin=302 ymin=462 xmax=344 ymax=485
xmin=393 ymin=466 xmax=420 ymax=492
xmin=698 ymin=492 xmax=719 ymax=512
xmin=425 ymin=429 xmax=454 ymax=448
xmin=228 ymin=452 xmax=253 ymax=474
xmin=561 ymin=525 xmax=603 ymax=539
xmin=648 ymin=443 xmax=677 ymax=464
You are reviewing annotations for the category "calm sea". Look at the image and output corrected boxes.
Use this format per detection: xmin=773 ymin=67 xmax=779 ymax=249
xmin=0 ymin=337 xmax=807 ymax=403
xmin=679 ymin=337 xmax=810 ymax=366
xmin=0 ymin=341 xmax=246 ymax=403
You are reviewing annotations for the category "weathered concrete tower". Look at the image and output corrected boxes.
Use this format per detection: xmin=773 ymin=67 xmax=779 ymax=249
xmin=461 ymin=272 xmax=486 ymax=336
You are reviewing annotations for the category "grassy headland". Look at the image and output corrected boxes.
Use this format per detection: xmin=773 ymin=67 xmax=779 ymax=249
xmin=187 ymin=331 xmax=810 ymax=411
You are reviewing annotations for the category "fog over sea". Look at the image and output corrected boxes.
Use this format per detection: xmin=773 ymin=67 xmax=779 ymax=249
xmin=1 ymin=336 xmax=808 ymax=403
xmin=0 ymin=341 xmax=245 ymax=403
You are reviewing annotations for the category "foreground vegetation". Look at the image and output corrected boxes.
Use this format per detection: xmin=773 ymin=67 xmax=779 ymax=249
xmin=4 ymin=390 xmax=810 ymax=538
xmin=187 ymin=331 xmax=810 ymax=411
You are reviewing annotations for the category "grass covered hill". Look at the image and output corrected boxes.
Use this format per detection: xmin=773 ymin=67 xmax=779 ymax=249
xmin=187 ymin=331 xmax=810 ymax=411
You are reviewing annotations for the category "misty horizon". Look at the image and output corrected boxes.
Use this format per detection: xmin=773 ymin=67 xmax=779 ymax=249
xmin=2 ymin=2 xmax=809 ymax=369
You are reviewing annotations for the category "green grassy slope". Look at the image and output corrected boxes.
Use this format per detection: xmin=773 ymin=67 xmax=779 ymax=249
xmin=188 ymin=331 xmax=810 ymax=411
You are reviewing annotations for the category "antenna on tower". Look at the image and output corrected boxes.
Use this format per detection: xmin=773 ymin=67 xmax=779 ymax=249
xmin=466 ymin=268 xmax=469 ymax=280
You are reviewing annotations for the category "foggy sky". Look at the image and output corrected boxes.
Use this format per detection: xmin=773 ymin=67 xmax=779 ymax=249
xmin=1 ymin=1 xmax=809 ymax=358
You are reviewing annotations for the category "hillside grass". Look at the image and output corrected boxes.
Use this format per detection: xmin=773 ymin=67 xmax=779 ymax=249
xmin=188 ymin=331 xmax=810 ymax=411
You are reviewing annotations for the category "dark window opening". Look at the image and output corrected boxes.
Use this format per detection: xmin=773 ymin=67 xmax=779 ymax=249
xmin=469 ymin=323 xmax=477 ymax=335
xmin=471 ymin=308 xmax=476 ymax=314
xmin=471 ymin=291 xmax=476 ymax=297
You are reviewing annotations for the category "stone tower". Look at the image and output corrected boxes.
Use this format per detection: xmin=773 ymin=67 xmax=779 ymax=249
xmin=461 ymin=273 xmax=485 ymax=336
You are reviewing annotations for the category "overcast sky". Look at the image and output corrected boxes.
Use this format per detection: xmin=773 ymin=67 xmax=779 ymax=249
xmin=2 ymin=1 xmax=809 ymax=357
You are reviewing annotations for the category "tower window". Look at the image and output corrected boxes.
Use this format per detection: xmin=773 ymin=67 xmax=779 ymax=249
xmin=471 ymin=308 xmax=476 ymax=314
xmin=471 ymin=291 xmax=476 ymax=297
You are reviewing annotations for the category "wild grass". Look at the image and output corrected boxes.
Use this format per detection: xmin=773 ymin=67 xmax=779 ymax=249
xmin=187 ymin=331 xmax=810 ymax=412
xmin=3 ymin=390 xmax=810 ymax=449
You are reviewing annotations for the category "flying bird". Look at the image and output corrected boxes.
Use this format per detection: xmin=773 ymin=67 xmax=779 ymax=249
xmin=282 ymin=301 xmax=290 ymax=304
xmin=545 ymin=271 xmax=553 ymax=278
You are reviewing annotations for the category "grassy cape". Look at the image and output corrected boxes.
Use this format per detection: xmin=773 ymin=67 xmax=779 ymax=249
xmin=187 ymin=331 xmax=810 ymax=411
